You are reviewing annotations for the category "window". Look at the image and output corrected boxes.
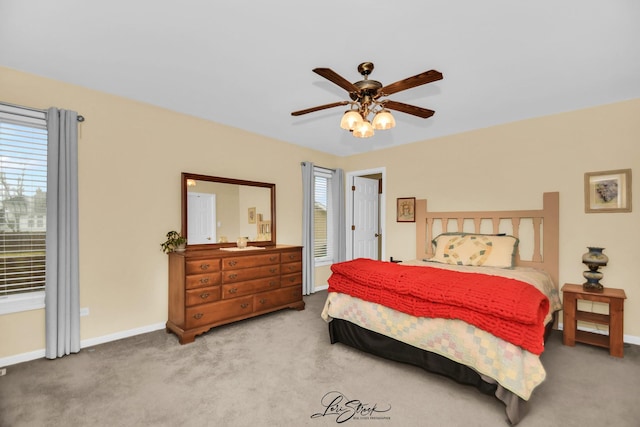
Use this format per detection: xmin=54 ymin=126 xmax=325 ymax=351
xmin=0 ymin=105 xmax=47 ymax=314
xmin=314 ymin=167 xmax=334 ymax=265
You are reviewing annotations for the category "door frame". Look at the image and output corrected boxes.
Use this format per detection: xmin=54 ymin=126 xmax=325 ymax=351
xmin=346 ymin=167 xmax=386 ymax=261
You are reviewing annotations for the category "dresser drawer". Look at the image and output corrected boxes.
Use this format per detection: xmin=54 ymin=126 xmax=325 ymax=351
xmin=281 ymin=261 xmax=302 ymax=274
xmin=254 ymin=286 xmax=302 ymax=311
xmin=185 ymin=296 xmax=253 ymax=329
xmin=185 ymin=273 xmax=221 ymax=290
xmin=186 ymin=258 xmax=221 ymax=275
xmin=222 ymin=264 xmax=280 ymax=283
xmin=222 ymin=277 xmax=280 ymax=299
xmin=222 ymin=253 xmax=280 ymax=270
xmin=281 ymin=272 xmax=302 ymax=288
xmin=185 ymin=286 xmax=221 ymax=306
xmin=281 ymin=250 xmax=302 ymax=264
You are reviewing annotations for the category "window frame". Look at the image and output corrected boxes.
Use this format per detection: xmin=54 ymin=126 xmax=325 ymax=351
xmin=313 ymin=167 xmax=334 ymax=267
xmin=0 ymin=104 xmax=48 ymax=315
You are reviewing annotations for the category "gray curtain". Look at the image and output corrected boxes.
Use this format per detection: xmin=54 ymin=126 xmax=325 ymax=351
xmin=301 ymin=161 xmax=315 ymax=295
xmin=45 ymin=107 xmax=80 ymax=359
xmin=331 ymin=168 xmax=346 ymax=263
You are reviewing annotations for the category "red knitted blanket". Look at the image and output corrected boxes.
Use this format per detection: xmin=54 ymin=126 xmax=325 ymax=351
xmin=328 ymin=258 xmax=549 ymax=354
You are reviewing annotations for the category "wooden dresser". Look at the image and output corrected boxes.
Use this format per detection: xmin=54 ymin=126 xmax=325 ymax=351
xmin=166 ymin=245 xmax=304 ymax=344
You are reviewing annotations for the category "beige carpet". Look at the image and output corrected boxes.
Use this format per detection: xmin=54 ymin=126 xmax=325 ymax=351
xmin=1 ymin=291 xmax=639 ymax=427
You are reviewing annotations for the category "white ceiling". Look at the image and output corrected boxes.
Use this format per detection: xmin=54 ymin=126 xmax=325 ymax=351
xmin=2 ymin=1 xmax=639 ymax=157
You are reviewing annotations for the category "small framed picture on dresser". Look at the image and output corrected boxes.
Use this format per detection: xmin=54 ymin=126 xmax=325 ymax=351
xmin=584 ymin=169 xmax=632 ymax=213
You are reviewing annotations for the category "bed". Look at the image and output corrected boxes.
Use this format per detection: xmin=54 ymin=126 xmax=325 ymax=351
xmin=321 ymin=192 xmax=561 ymax=425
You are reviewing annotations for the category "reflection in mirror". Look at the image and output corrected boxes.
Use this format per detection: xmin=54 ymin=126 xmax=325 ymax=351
xmin=181 ymin=173 xmax=276 ymax=249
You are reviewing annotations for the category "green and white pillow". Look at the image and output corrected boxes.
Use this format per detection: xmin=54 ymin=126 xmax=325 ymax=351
xmin=430 ymin=233 xmax=519 ymax=268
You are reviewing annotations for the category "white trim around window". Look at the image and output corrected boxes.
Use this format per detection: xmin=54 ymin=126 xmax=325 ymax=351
xmin=0 ymin=291 xmax=45 ymax=315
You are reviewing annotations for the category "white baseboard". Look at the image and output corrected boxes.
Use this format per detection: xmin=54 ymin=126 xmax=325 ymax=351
xmin=0 ymin=322 xmax=166 ymax=367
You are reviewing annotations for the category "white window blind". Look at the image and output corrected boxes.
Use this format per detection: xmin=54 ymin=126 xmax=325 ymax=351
xmin=0 ymin=105 xmax=48 ymax=300
xmin=314 ymin=168 xmax=333 ymax=263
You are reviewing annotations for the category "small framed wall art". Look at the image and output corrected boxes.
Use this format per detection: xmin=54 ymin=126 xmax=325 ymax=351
xmin=248 ymin=207 xmax=256 ymax=223
xmin=396 ymin=197 xmax=416 ymax=222
xmin=584 ymin=168 xmax=632 ymax=213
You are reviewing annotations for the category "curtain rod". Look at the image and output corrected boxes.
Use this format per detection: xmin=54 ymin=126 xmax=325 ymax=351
xmin=0 ymin=101 xmax=85 ymax=122
xmin=300 ymin=162 xmax=336 ymax=172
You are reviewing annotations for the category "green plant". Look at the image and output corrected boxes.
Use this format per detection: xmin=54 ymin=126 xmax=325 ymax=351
xmin=160 ymin=230 xmax=187 ymax=253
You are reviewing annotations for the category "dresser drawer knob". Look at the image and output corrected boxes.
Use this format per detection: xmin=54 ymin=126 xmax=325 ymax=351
xmin=240 ymin=303 xmax=249 ymax=309
xmin=269 ymin=268 xmax=277 ymax=273
xmin=269 ymin=256 xmax=277 ymax=261
xmin=228 ymin=273 xmax=238 ymax=280
xmin=288 ymin=254 xmax=296 ymax=260
xmin=199 ymin=277 xmax=209 ymax=284
xmin=228 ymin=288 xmax=238 ymax=294
xmin=193 ymin=313 xmax=204 ymax=319
xmin=259 ymin=298 xmax=267 ymax=304
xmin=288 ymin=277 xmax=295 ymax=283
xmin=228 ymin=260 xmax=238 ymax=267
xmin=270 ymin=281 xmax=277 ymax=287
xmin=200 ymin=292 xmax=210 ymax=299
xmin=200 ymin=263 xmax=210 ymax=271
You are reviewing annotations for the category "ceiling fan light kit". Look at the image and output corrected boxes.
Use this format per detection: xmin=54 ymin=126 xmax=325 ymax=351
xmin=292 ymin=62 xmax=442 ymax=139
xmin=352 ymin=120 xmax=375 ymax=138
xmin=372 ymin=109 xmax=395 ymax=130
xmin=340 ymin=110 xmax=363 ymax=131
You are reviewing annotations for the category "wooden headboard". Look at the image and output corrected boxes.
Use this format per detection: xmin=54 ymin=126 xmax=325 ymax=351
xmin=415 ymin=192 xmax=559 ymax=287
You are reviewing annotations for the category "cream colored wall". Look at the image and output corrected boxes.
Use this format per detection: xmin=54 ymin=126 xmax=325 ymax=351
xmin=0 ymin=67 xmax=338 ymax=359
xmin=343 ymin=99 xmax=640 ymax=341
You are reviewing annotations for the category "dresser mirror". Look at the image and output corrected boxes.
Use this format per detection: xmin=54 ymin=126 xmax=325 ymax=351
xmin=181 ymin=172 xmax=276 ymax=250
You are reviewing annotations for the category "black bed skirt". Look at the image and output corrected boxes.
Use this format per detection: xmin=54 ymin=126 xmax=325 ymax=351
xmin=328 ymin=318 xmax=498 ymax=395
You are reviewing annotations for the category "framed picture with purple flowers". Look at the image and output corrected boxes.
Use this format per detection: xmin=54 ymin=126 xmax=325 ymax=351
xmin=584 ymin=169 xmax=632 ymax=213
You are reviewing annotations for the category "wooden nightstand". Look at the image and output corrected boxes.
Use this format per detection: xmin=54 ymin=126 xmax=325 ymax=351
xmin=562 ymin=283 xmax=627 ymax=357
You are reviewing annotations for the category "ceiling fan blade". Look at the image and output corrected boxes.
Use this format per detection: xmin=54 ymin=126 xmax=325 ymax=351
xmin=383 ymin=100 xmax=435 ymax=119
xmin=380 ymin=70 xmax=443 ymax=96
xmin=291 ymin=101 xmax=350 ymax=116
xmin=313 ymin=68 xmax=361 ymax=93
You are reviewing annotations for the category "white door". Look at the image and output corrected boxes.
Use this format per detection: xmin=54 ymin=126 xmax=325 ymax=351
xmin=352 ymin=176 xmax=379 ymax=260
xmin=187 ymin=192 xmax=216 ymax=244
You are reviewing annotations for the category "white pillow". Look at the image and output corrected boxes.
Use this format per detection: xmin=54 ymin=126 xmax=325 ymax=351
xmin=430 ymin=233 xmax=519 ymax=268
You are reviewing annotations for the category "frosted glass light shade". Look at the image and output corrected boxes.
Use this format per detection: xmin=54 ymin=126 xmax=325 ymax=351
xmin=340 ymin=110 xmax=363 ymax=130
xmin=372 ymin=110 xmax=396 ymax=130
xmin=352 ymin=120 xmax=374 ymax=138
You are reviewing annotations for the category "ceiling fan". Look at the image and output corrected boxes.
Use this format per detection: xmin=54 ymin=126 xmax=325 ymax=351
xmin=291 ymin=62 xmax=443 ymax=138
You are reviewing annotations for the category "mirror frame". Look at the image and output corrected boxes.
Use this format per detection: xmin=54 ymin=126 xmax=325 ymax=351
xmin=181 ymin=172 xmax=276 ymax=250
